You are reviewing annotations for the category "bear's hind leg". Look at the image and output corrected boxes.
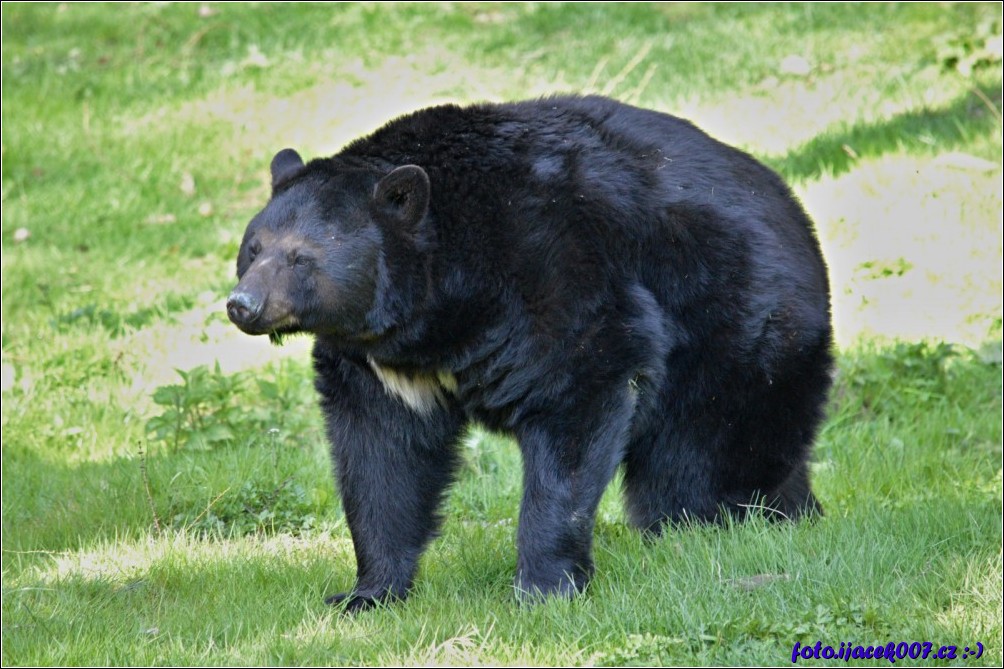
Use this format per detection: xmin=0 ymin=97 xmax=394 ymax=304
xmin=622 ymin=416 xmax=726 ymax=532
xmin=623 ymin=363 xmax=827 ymax=531
xmin=753 ymin=460 xmax=822 ymax=521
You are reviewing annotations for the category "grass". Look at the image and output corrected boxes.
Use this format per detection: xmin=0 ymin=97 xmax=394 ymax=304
xmin=2 ymin=2 xmax=1001 ymax=665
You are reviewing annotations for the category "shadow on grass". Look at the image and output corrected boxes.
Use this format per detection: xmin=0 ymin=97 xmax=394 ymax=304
xmin=767 ymin=82 xmax=1002 ymax=182
xmin=0 ymin=535 xmax=359 ymax=666
xmin=0 ymin=435 xmax=331 ymax=562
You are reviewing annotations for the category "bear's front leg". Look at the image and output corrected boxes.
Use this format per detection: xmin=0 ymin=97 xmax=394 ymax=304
xmin=313 ymin=348 xmax=464 ymax=613
xmin=513 ymin=386 xmax=636 ymax=600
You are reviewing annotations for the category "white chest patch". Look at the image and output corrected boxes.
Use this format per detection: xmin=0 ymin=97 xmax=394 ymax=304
xmin=367 ymin=357 xmax=457 ymax=415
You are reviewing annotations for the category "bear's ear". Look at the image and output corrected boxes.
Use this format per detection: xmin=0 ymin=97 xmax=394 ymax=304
xmin=372 ymin=165 xmax=430 ymax=229
xmin=270 ymin=148 xmax=305 ymax=190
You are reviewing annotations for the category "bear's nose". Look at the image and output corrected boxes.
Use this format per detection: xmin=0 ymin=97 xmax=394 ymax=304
xmin=226 ymin=291 xmax=263 ymax=326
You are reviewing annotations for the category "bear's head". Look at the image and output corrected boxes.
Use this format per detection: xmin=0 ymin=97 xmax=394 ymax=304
xmin=227 ymin=149 xmax=432 ymax=343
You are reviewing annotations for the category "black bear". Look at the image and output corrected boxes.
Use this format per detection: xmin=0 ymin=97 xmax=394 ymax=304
xmin=227 ymin=95 xmax=833 ymax=612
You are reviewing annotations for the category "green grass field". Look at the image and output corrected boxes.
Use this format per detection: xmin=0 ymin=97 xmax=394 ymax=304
xmin=2 ymin=3 xmax=1001 ymax=665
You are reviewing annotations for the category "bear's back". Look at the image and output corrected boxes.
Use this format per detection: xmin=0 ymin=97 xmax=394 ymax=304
xmin=339 ymin=96 xmax=829 ymax=342
xmin=340 ymin=95 xmax=817 ymax=251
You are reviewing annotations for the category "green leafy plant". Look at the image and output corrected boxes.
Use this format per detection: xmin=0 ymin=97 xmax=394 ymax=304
xmin=936 ymin=18 xmax=1003 ymax=76
xmin=144 ymin=361 xmax=316 ymax=450
xmin=145 ymin=363 xmax=246 ymax=450
xmin=835 ymin=341 xmax=976 ymax=416
xmin=170 ymin=479 xmax=318 ymax=537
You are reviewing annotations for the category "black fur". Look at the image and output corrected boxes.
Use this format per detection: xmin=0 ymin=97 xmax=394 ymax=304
xmin=228 ymin=95 xmax=833 ymax=610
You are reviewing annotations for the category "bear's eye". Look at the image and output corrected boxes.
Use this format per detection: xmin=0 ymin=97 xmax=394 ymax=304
xmin=248 ymin=240 xmax=262 ymax=262
xmin=289 ymin=252 xmax=312 ymax=268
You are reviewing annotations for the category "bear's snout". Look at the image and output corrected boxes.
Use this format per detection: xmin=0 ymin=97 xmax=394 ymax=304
xmin=226 ymin=290 xmax=263 ymax=328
